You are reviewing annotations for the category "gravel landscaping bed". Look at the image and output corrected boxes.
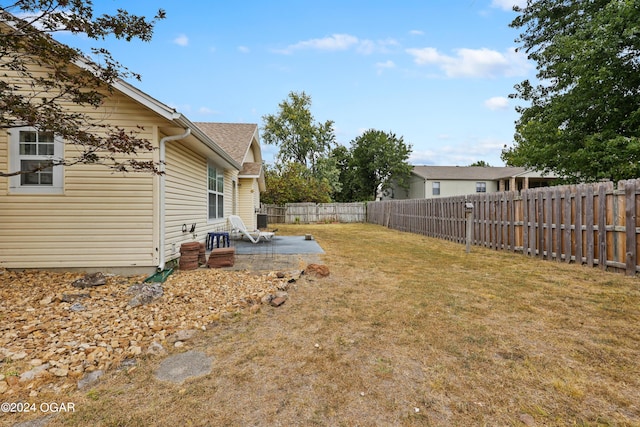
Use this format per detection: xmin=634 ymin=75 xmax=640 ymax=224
xmin=0 ymin=267 xmax=294 ymax=398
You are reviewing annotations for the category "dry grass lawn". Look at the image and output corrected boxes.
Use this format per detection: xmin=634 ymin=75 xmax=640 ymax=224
xmin=5 ymin=223 xmax=640 ymax=426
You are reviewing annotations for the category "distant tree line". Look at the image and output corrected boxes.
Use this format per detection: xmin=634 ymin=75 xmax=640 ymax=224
xmin=261 ymin=91 xmax=413 ymax=204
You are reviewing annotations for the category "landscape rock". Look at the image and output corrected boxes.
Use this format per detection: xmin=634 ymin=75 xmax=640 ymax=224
xmin=49 ymin=367 xmax=69 ymax=377
xmin=167 ymin=329 xmax=198 ymax=343
xmin=20 ymin=364 xmax=50 ymax=382
xmin=146 ymin=342 xmax=167 ymax=357
xmin=304 ymin=263 xmax=330 ymax=278
xmin=60 ymin=293 xmax=91 ymax=303
xmin=519 ymin=413 xmax=536 ymax=427
xmin=154 ymin=350 xmax=213 ymax=384
xmin=10 ymin=351 xmax=27 ymax=361
xmin=126 ymin=283 xmax=163 ymax=307
xmin=69 ymin=302 xmax=86 ymax=312
xmin=72 ymin=272 xmax=107 ymax=288
xmin=0 ymin=380 xmax=8 ymax=394
xmin=38 ymin=296 xmax=53 ymax=305
xmin=77 ymin=370 xmax=104 ymax=390
xmin=270 ymin=296 xmax=287 ymax=307
xmin=0 ymin=267 xmax=292 ymax=395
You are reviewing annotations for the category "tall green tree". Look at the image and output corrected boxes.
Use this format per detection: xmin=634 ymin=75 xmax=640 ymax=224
xmin=261 ymin=91 xmax=336 ymax=171
xmin=502 ymin=0 xmax=640 ymax=183
xmin=348 ymin=129 xmax=413 ymax=201
xmin=0 ymin=1 xmax=166 ymax=177
xmin=331 ymin=144 xmax=357 ymax=202
xmin=261 ymin=162 xmax=332 ymax=205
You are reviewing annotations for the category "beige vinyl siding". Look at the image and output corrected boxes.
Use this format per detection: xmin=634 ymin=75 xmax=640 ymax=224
xmin=237 ymin=177 xmax=259 ymax=230
xmin=245 ymin=146 xmax=255 ymax=162
xmin=432 ymin=179 xmax=498 ymax=198
xmin=0 ymin=166 xmax=155 ymax=268
xmin=224 ymin=170 xmax=238 ymax=219
xmin=164 ymin=141 xmax=207 ymax=261
xmin=0 ymin=78 xmax=161 ymax=269
xmin=164 ymin=142 xmax=233 ymax=261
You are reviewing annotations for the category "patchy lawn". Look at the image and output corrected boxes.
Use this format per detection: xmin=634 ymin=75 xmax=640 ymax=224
xmin=2 ymin=223 xmax=639 ymax=426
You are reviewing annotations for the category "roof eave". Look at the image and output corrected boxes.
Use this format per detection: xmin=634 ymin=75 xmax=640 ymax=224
xmin=113 ymin=81 xmax=240 ymax=170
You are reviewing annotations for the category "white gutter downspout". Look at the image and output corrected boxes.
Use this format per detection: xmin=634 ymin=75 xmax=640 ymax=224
xmin=158 ymin=128 xmax=192 ymax=271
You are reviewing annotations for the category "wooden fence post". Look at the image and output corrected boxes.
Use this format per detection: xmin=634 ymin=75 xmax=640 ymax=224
xmin=624 ymin=180 xmax=637 ymax=276
xmin=465 ymin=202 xmax=474 ymax=253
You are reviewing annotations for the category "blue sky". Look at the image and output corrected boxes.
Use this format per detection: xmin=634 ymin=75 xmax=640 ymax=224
xmin=57 ymin=0 xmax=531 ymax=166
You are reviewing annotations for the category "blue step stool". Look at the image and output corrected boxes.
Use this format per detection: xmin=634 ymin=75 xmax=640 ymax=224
xmin=206 ymin=231 xmax=230 ymax=250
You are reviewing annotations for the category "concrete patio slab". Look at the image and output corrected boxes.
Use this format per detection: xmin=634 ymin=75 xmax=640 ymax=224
xmin=229 ymin=235 xmax=324 ymax=255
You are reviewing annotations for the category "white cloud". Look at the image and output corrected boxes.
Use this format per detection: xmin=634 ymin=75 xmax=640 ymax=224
xmin=375 ymin=60 xmax=396 ymax=75
xmin=238 ymin=46 xmax=250 ymax=53
xmin=490 ymin=0 xmax=527 ymax=11
xmin=273 ymin=34 xmax=398 ymax=55
xmin=198 ymin=107 xmax=220 ymax=115
xmin=406 ymin=46 xmax=531 ymax=78
xmin=173 ymin=34 xmax=189 ymax=47
xmin=410 ymin=30 xmax=424 ymax=36
xmin=484 ymin=96 xmax=510 ymax=110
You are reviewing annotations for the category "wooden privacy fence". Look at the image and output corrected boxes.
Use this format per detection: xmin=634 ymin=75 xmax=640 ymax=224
xmin=262 ymin=202 xmax=366 ymax=224
xmin=367 ymin=179 xmax=640 ymax=276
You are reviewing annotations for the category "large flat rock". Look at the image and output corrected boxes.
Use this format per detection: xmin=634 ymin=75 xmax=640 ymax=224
xmin=154 ymin=350 xmax=213 ymax=384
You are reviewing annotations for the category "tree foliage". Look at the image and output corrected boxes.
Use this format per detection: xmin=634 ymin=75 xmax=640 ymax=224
xmin=0 ymin=0 xmax=165 ymax=177
xmin=340 ymin=129 xmax=413 ymax=201
xmin=469 ymin=160 xmax=491 ymax=167
xmin=261 ymin=162 xmax=332 ymax=205
xmin=502 ymin=0 xmax=640 ymax=183
xmin=261 ymin=91 xmax=336 ymax=170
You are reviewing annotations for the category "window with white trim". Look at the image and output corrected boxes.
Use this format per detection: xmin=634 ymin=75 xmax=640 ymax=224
xmin=432 ymin=181 xmax=440 ymax=196
xmin=476 ymin=181 xmax=487 ymax=193
xmin=207 ymin=165 xmax=224 ymax=220
xmin=9 ymin=127 xmax=63 ymax=194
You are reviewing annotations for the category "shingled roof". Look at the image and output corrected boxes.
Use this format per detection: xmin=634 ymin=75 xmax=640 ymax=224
xmin=411 ymin=166 xmax=532 ymax=180
xmin=193 ymin=122 xmax=258 ymax=165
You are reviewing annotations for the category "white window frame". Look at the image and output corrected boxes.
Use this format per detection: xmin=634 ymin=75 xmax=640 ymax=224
xmin=476 ymin=181 xmax=487 ymax=193
xmin=432 ymin=181 xmax=440 ymax=196
xmin=207 ymin=164 xmax=224 ymax=221
xmin=8 ymin=126 xmax=64 ymax=194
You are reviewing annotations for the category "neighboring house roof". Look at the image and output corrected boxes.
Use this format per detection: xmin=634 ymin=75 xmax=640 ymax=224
xmin=412 ymin=166 xmax=546 ymax=181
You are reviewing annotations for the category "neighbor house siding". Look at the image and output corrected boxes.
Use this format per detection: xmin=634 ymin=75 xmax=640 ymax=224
xmin=430 ymin=179 xmax=498 ymax=197
xmin=0 ymin=85 xmax=161 ymax=269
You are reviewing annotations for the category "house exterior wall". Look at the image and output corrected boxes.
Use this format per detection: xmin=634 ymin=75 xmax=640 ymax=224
xmin=426 ymin=179 xmax=499 ymax=198
xmin=164 ymin=142 xmax=237 ymax=262
xmin=1 ymin=53 xmax=250 ymax=271
xmin=392 ymin=177 xmax=499 ymax=199
xmin=238 ymin=177 xmax=258 ymax=230
xmin=0 ymin=87 xmax=160 ymax=270
xmin=245 ymin=146 xmax=256 ymax=162
xmin=407 ymin=174 xmax=426 ymax=199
